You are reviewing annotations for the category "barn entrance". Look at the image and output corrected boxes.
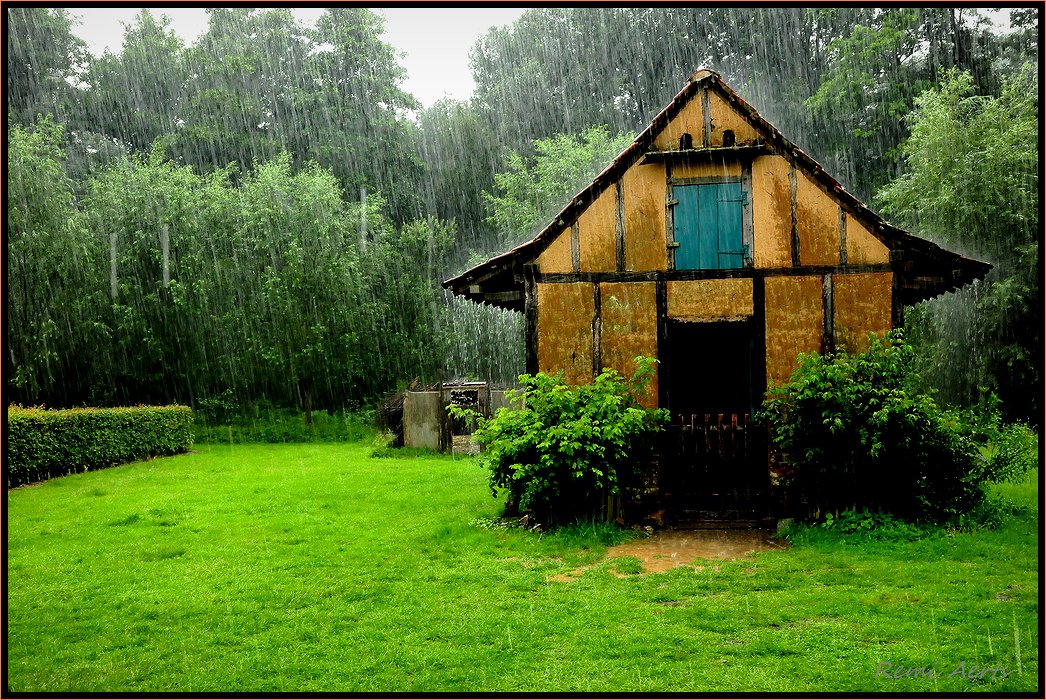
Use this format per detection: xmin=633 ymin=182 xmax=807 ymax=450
xmin=660 ymin=319 xmax=769 ymax=525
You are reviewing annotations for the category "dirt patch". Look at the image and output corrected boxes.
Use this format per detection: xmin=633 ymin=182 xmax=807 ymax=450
xmin=550 ymin=528 xmax=787 ymax=581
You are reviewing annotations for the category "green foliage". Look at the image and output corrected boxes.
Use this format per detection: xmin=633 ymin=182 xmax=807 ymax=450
xmin=759 ymin=331 xmax=989 ymax=523
xmin=483 ymin=125 xmax=635 ymax=249
xmin=6 ymin=404 xmax=193 ymax=487
xmin=876 ymin=68 xmax=1040 ymax=422
xmin=192 ymin=408 xmax=374 ymax=445
xmin=459 ymin=357 xmax=668 ymax=525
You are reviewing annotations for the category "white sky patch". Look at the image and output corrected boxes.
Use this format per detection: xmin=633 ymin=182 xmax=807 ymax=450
xmin=68 ymin=6 xmax=526 ymax=108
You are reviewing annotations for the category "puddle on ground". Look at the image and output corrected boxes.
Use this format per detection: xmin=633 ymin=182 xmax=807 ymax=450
xmin=550 ymin=528 xmax=787 ymax=581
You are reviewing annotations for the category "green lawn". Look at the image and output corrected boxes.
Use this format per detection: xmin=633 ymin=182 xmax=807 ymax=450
xmin=6 ymin=443 xmax=1040 ymax=693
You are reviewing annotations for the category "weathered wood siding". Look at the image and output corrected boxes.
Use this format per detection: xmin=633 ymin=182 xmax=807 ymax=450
xmin=764 ymin=275 xmax=824 ymax=387
xmin=600 ymin=281 xmax=659 ymax=407
xmin=833 ymin=272 xmax=892 ymax=354
xmin=536 ymin=282 xmax=594 ymax=385
xmin=667 ymin=278 xmax=754 ymax=321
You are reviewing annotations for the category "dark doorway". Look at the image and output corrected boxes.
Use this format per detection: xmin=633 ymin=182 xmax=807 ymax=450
xmin=660 ymin=319 xmax=768 ymax=523
xmin=664 ymin=319 xmax=757 ymax=417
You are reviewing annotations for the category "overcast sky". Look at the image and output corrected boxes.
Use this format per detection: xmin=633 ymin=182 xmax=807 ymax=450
xmin=69 ymin=6 xmax=528 ymax=108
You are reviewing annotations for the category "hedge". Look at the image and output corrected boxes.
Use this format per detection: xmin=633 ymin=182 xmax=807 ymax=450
xmin=6 ymin=405 xmax=194 ymax=488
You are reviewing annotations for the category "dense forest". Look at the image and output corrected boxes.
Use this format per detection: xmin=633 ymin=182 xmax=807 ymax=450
xmin=6 ymin=6 xmax=1040 ymax=423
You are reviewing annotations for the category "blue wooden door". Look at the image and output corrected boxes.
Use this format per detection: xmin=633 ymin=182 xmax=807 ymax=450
xmin=673 ymin=183 xmax=745 ymax=270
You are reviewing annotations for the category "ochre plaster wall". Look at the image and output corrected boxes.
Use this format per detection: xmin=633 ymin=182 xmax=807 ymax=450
xmin=667 ymin=278 xmax=754 ymax=321
xmin=578 ymin=187 xmax=618 ymax=272
xmin=833 ymin=272 xmax=893 ymax=354
xmin=536 ymin=282 xmax=594 ymax=386
xmin=600 ymin=281 xmax=658 ymax=407
xmin=764 ymin=275 xmax=823 ymax=387
xmin=536 ymin=226 xmax=573 ymax=272
xmin=845 ymin=214 xmax=890 ymax=264
xmin=706 ymin=90 xmax=760 ymax=146
xmin=751 ymin=156 xmax=793 ymax=268
xmin=671 ymin=160 xmax=742 ymax=181
xmin=653 ymin=97 xmax=704 ymax=151
xmin=621 ymin=164 xmax=667 ymax=271
xmin=795 ymin=170 xmax=841 ymax=266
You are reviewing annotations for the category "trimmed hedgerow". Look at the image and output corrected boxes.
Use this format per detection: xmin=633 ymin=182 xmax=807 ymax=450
xmin=6 ymin=405 xmax=194 ymax=487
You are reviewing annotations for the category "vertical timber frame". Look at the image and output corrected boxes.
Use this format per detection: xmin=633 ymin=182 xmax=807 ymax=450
xmin=740 ymin=160 xmax=755 ymax=268
xmin=822 ymin=273 xmax=835 ymax=355
xmin=615 ymin=181 xmax=626 ymax=272
xmin=752 ymin=274 xmax=768 ymax=402
xmin=655 ymin=274 xmax=669 ymax=409
xmin=701 ymin=85 xmax=712 ymax=148
xmin=891 ymin=253 xmax=906 ymax=329
xmin=570 ymin=222 xmax=581 ymax=272
xmin=838 ymin=206 xmax=848 ymax=266
xmin=665 ymin=161 xmax=677 ymax=270
xmin=789 ymin=162 xmax=800 ymax=267
xmin=592 ymin=282 xmax=603 ymax=377
xmin=524 ymin=263 xmax=539 ymax=375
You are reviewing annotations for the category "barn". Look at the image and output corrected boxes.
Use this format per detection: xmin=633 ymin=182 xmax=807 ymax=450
xmin=443 ymin=69 xmax=991 ymax=522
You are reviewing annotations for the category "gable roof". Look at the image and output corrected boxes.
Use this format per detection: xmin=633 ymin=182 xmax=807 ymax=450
xmin=443 ymin=69 xmax=991 ymax=310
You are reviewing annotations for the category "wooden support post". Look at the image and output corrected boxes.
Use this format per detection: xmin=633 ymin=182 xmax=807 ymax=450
xmin=524 ymin=264 xmax=539 ymax=376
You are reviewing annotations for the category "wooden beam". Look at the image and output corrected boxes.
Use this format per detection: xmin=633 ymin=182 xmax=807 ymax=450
xmin=537 ymin=263 xmax=893 ymax=285
xmin=642 ymin=145 xmax=768 ymax=164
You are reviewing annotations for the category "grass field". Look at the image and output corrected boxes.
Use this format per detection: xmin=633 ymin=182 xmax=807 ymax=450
xmin=5 ymin=443 xmax=1040 ymax=693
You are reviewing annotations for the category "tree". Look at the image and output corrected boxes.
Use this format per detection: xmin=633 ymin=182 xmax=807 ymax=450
xmin=7 ymin=118 xmax=106 ymax=405
xmin=6 ymin=7 xmax=87 ymax=125
xmin=79 ymin=9 xmax=187 ymax=155
xmin=805 ymin=8 xmax=1002 ymax=198
xmin=483 ymin=125 xmax=635 ymax=252
xmin=876 ymin=68 xmax=1040 ymax=423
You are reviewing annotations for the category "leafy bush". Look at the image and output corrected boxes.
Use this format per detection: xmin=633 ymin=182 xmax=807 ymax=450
xmin=456 ymin=357 xmax=668 ymax=525
xmin=759 ymin=331 xmax=989 ymax=523
xmin=7 ymin=404 xmax=194 ymax=487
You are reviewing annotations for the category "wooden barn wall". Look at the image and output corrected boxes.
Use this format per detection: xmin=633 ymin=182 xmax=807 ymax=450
xmin=536 ymin=226 xmax=573 ymax=273
xmin=833 ymin=272 xmax=893 ymax=354
xmin=751 ymin=156 xmax=793 ymax=268
xmin=706 ymin=90 xmax=760 ymax=146
xmin=578 ymin=187 xmax=618 ymax=272
xmin=653 ymin=97 xmax=704 ymax=150
xmin=622 ymin=163 xmax=667 ymax=270
xmin=666 ymin=278 xmax=754 ymax=321
xmin=844 ymin=214 xmax=890 ymax=264
xmin=536 ymin=282 xmax=595 ymax=385
xmin=795 ymin=169 xmax=841 ymax=267
xmin=599 ymin=281 xmax=658 ymax=407
xmin=764 ymin=275 xmax=824 ymax=387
